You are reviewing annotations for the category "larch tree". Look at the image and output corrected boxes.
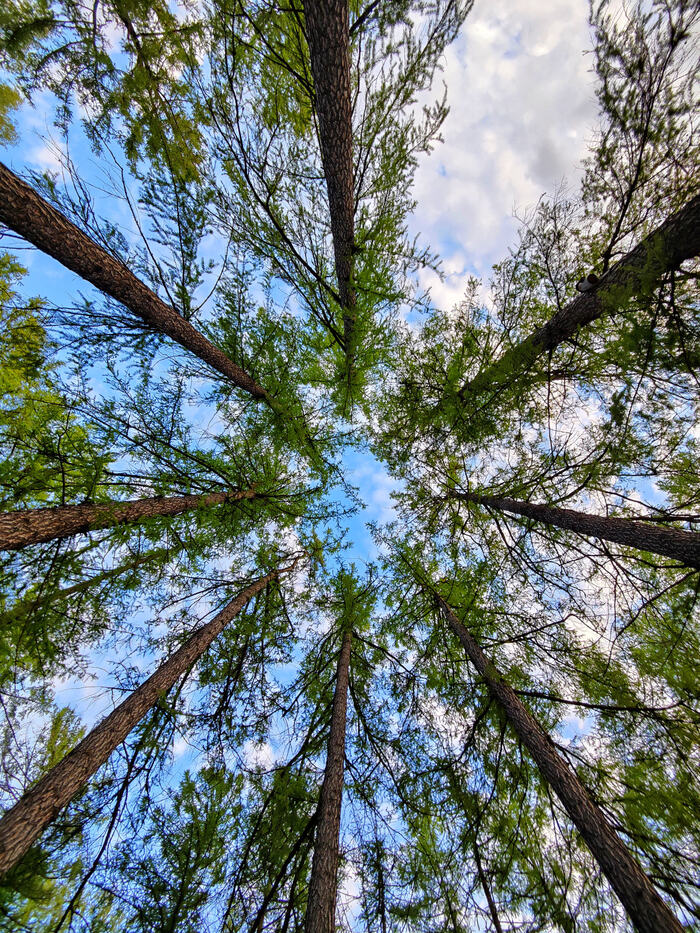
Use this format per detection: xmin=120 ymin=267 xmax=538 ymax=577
xmin=0 ymin=0 xmax=698 ymax=931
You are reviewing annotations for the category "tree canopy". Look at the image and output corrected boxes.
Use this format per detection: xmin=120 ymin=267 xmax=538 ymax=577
xmin=0 ymin=0 xmax=698 ymax=930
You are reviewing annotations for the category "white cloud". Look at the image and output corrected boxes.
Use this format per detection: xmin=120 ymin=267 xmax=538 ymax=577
xmin=242 ymin=738 xmax=276 ymax=770
xmin=410 ymin=0 xmax=599 ymax=285
xmin=172 ymin=735 xmax=191 ymax=758
xmin=26 ymin=140 xmax=66 ymax=173
xmin=348 ymin=459 xmax=402 ymax=529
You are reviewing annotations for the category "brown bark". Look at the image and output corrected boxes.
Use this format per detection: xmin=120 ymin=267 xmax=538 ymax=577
xmin=0 ymin=162 xmax=273 ymax=405
xmin=0 ymin=488 xmax=255 ymax=552
xmin=459 ymin=195 xmax=700 ymax=401
xmin=305 ymin=629 xmax=352 ymax=933
xmin=0 ymin=562 xmax=298 ymax=877
xmin=303 ymin=0 xmax=357 ymax=364
xmin=436 ymin=594 xmax=683 ymax=933
xmin=452 ymin=490 xmax=700 ymax=570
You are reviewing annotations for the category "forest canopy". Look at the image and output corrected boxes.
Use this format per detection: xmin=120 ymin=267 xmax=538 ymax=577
xmin=0 ymin=0 xmax=698 ymax=930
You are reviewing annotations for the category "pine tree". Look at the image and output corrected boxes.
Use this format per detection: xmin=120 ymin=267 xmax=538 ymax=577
xmin=447 ymin=489 xmax=700 ymax=569
xmin=305 ymin=628 xmax=352 ymax=933
xmin=433 ymin=589 xmax=683 ymax=933
xmin=0 ymin=560 xmax=299 ymax=876
xmin=0 ymin=488 xmax=256 ymax=551
xmin=0 ymin=0 xmax=697 ymax=930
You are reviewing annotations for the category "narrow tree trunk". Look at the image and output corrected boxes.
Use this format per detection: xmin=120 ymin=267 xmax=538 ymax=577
xmin=0 ymin=162 xmax=273 ymax=405
xmin=2 ymin=547 xmax=169 ymax=623
xmin=0 ymin=488 xmax=255 ymax=552
xmin=302 ymin=0 xmax=357 ymax=369
xmin=375 ymin=840 xmax=388 ymax=933
xmin=451 ymin=490 xmax=700 ymax=570
xmin=473 ymin=841 xmax=503 ymax=933
xmin=458 ymin=195 xmax=700 ymax=401
xmin=305 ymin=628 xmax=352 ymax=933
xmin=0 ymin=561 xmax=298 ymax=877
xmin=436 ymin=594 xmax=683 ymax=933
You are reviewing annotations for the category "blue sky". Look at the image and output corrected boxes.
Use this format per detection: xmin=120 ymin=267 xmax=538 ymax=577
xmin=1 ymin=0 xmax=603 ymax=562
xmin=0 ymin=0 xmax=608 ymax=730
xmin=0 ymin=7 xmax=628 ymax=923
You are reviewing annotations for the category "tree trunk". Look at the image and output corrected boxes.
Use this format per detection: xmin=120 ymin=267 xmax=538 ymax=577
xmin=0 ymin=488 xmax=255 ymax=552
xmin=0 ymin=561 xmax=298 ymax=877
xmin=451 ymin=490 xmax=700 ymax=570
xmin=0 ymin=162 xmax=273 ymax=405
xmin=2 ymin=547 xmax=169 ymax=623
xmin=436 ymin=594 xmax=683 ymax=933
xmin=473 ymin=841 xmax=503 ymax=933
xmin=303 ymin=0 xmax=357 ymax=368
xmin=375 ymin=841 xmax=388 ymax=933
xmin=305 ymin=628 xmax=352 ymax=933
xmin=458 ymin=195 xmax=700 ymax=401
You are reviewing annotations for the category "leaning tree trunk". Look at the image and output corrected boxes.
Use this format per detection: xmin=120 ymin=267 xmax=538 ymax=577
xmin=473 ymin=841 xmax=504 ymax=933
xmin=458 ymin=195 xmax=700 ymax=401
xmin=435 ymin=593 xmax=683 ymax=933
xmin=0 ymin=561 xmax=298 ymax=877
xmin=303 ymin=0 xmax=357 ymax=371
xmin=2 ymin=547 xmax=168 ymax=623
xmin=0 ymin=488 xmax=255 ymax=552
xmin=305 ymin=628 xmax=352 ymax=933
xmin=0 ymin=162 xmax=274 ymax=406
xmin=451 ymin=490 xmax=700 ymax=569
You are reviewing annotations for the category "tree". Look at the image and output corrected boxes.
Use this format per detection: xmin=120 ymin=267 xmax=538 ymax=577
xmin=446 ymin=488 xmax=700 ymax=569
xmin=0 ymin=0 xmax=698 ymax=930
xmin=303 ymin=0 xmax=357 ymax=379
xmin=456 ymin=194 xmax=700 ymax=405
xmin=305 ymin=569 xmax=374 ymax=933
xmin=432 ymin=587 xmax=682 ymax=933
xmin=0 ymin=560 xmax=299 ymax=876
xmin=0 ymin=488 xmax=257 ymax=550
xmin=305 ymin=629 xmax=351 ymax=933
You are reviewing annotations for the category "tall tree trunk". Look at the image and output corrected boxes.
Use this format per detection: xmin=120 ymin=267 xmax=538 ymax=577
xmin=303 ymin=0 xmax=357 ymax=371
xmin=450 ymin=490 xmax=700 ymax=569
xmin=0 ymin=488 xmax=255 ymax=552
xmin=435 ymin=593 xmax=683 ymax=933
xmin=0 ymin=561 xmax=298 ymax=877
xmin=458 ymin=195 xmax=700 ymax=401
xmin=0 ymin=162 xmax=273 ymax=406
xmin=305 ymin=628 xmax=352 ymax=933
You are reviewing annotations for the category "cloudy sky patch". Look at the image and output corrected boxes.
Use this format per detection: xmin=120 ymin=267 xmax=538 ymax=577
xmin=410 ymin=0 xmax=600 ymax=290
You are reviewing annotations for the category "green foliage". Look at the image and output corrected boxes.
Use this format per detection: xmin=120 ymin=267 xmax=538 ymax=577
xmin=0 ymin=83 xmax=21 ymax=143
xmin=0 ymin=703 xmax=86 ymax=929
xmin=0 ymin=0 xmax=697 ymax=930
xmin=114 ymin=768 xmax=239 ymax=932
xmin=0 ymin=256 xmax=112 ymax=510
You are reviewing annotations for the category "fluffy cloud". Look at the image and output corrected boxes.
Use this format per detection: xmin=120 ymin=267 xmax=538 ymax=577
xmin=410 ymin=0 xmax=599 ymax=306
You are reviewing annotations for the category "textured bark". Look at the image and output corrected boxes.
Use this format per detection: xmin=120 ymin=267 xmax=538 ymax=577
xmin=0 ymin=563 xmax=297 ymax=877
xmin=453 ymin=490 xmax=700 ymax=570
xmin=437 ymin=595 xmax=683 ymax=933
xmin=0 ymin=162 xmax=272 ymax=404
xmin=0 ymin=488 xmax=255 ymax=552
xmin=303 ymin=0 xmax=357 ymax=364
xmin=459 ymin=195 xmax=700 ymax=400
xmin=305 ymin=629 xmax=352 ymax=933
